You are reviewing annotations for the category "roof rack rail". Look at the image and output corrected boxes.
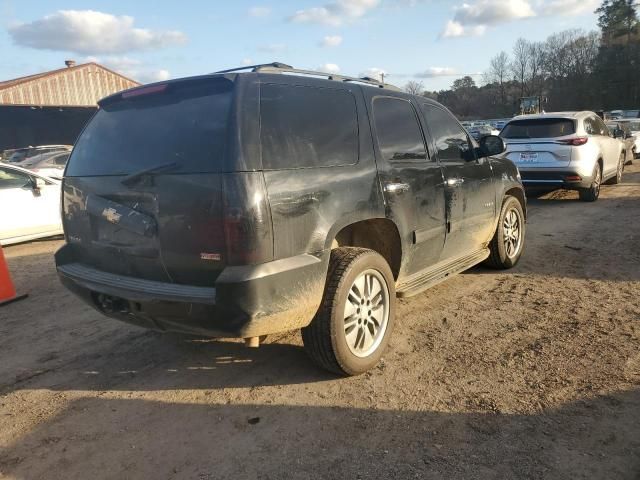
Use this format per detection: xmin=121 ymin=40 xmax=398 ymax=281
xmin=214 ymin=62 xmax=400 ymax=91
xmin=215 ymin=62 xmax=294 ymax=74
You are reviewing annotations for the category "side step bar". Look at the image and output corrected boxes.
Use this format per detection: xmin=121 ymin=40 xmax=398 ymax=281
xmin=396 ymin=249 xmax=490 ymax=299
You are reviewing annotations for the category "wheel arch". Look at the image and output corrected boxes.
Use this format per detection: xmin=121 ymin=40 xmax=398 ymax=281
xmin=504 ymin=187 xmax=527 ymax=220
xmin=332 ymin=218 xmax=402 ymax=280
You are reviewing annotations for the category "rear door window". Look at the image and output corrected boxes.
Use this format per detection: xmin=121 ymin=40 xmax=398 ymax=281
xmin=66 ymin=78 xmax=233 ymax=176
xmin=373 ymin=97 xmax=427 ymax=162
xmin=260 ymin=84 xmax=358 ymax=169
xmin=502 ymin=119 xmax=575 ymax=139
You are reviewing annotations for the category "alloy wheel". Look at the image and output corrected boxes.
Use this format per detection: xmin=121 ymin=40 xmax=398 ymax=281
xmin=503 ymin=208 xmax=523 ymax=259
xmin=343 ymin=269 xmax=390 ymax=358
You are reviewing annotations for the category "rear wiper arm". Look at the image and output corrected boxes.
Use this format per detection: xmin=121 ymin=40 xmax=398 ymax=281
xmin=121 ymin=161 xmax=178 ymax=186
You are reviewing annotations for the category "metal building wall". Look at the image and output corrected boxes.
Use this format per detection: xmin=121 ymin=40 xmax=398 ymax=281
xmin=0 ymin=63 xmax=140 ymax=106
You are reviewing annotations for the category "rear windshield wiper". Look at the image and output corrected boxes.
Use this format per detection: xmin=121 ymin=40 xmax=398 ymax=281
xmin=121 ymin=161 xmax=179 ymax=186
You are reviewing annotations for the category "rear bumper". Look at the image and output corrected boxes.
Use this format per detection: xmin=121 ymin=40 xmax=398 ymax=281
xmin=519 ymin=169 xmax=594 ymax=189
xmin=56 ymin=244 xmax=327 ymax=338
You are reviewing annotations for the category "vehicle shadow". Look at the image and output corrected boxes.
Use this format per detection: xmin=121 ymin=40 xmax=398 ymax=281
xmin=0 ymin=326 xmax=337 ymax=395
xmin=1 ymin=389 xmax=638 ymax=479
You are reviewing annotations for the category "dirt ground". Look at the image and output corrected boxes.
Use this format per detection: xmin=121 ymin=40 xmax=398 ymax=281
xmin=1 ymin=164 xmax=639 ymax=480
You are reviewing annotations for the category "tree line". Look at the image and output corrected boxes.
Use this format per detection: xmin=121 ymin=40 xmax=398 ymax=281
xmin=404 ymin=0 xmax=640 ymax=120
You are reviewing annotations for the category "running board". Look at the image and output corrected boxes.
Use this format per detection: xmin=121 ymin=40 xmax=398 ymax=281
xmin=396 ymin=249 xmax=490 ymax=299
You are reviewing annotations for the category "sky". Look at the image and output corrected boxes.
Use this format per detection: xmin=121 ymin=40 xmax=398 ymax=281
xmin=0 ymin=0 xmax=601 ymax=91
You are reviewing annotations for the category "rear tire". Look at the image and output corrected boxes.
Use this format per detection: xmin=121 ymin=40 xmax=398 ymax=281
xmin=606 ymin=153 xmax=624 ymax=185
xmin=484 ymin=195 xmax=525 ymax=269
xmin=302 ymin=248 xmax=396 ymax=376
xmin=579 ymin=163 xmax=602 ymax=202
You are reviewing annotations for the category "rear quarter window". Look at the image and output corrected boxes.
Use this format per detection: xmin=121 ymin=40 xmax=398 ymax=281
xmin=260 ymin=84 xmax=358 ymax=169
xmin=502 ymin=119 xmax=575 ymax=139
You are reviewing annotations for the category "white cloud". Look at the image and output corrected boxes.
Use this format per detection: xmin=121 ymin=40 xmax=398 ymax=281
xmin=242 ymin=58 xmax=254 ymax=66
xmin=416 ymin=66 xmax=457 ymax=78
xmin=441 ymin=0 xmax=596 ymax=38
xmin=538 ymin=0 xmax=599 ymax=16
xmin=454 ymin=0 xmax=535 ymax=27
xmin=85 ymin=55 xmax=171 ymax=84
xmin=320 ymin=35 xmax=343 ymax=47
xmin=317 ymin=63 xmax=341 ymax=74
xmin=360 ymin=67 xmax=387 ymax=81
xmin=248 ymin=6 xmax=271 ymax=17
xmin=9 ymin=10 xmax=187 ymax=54
xmin=441 ymin=20 xmax=486 ymax=38
xmin=288 ymin=0 xmax=380 ymax=26
xmin=257 ymin=43 xmax=287 ymax=53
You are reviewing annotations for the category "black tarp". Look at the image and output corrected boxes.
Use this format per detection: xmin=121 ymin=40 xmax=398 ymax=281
xmin=0 ymin=105 xmax=96 ymax=152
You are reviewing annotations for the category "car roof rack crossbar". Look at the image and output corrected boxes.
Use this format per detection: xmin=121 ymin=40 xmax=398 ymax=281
xmin=214 ymin=62 xmax=400 ymax=91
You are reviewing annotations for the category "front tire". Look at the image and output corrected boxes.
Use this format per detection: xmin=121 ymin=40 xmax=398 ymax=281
xmin=606 ymin=153 xmax=624 ymax=185
xmin=484 ymin=195 xmax=525 ymax=269
xmin=302 ymin=248 xmax=396 ymax=376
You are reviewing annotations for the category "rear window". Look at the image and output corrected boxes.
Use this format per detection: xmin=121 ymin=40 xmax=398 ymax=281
xmin=260 ymin=84 xmax=358 ymax=169
xmin=66 ymin=78 xmax=233 ymax=176
xmin=501 ymin=119 xmax=575 ymax=139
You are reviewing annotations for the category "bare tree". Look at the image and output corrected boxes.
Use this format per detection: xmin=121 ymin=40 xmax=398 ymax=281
xmin=404 ymin=80 xmax=425 ymax=95
xmin=486 ymin=51 xmax=510 ymax=112
xmin=511 ymin=38 xmax=531 ymax=98
xmin=526 ymin=42 xmax=545 ymax=95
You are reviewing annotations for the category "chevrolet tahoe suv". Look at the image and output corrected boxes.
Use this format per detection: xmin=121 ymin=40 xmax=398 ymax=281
xmin=56 ymin=63 xmax=526 ymax=375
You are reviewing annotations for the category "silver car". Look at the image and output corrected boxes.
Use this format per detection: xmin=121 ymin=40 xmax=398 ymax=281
xmin=614 ymin=119 xmax=640 ymax=160
xmin=501 ymin=112 xmax=626 ymax=202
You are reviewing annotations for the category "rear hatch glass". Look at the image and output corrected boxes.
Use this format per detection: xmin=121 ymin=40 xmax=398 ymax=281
xmin=501 ymin=119 xmax=575 ymax=139
xmin=502 ymin=118 xmax=576 ymax=167
xmin=66 ymin=77 xmax=233 ymax=176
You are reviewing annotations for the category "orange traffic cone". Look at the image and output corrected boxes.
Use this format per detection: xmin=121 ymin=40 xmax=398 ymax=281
xmin=0 ymin=244 xmax=27 ymax=306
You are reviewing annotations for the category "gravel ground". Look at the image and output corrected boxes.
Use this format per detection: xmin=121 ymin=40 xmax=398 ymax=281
xmin=1 ymin=164 xmax=639 ymax=479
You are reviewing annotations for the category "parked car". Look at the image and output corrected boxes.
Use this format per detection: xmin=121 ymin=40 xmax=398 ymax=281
xmin=6 ymin=145 xmax=71 ymax=164
xmin=606 ymin=121 xmax=634 ymax=165
xmin=469 ymin=124 xmax=494 ymax=140
xmin=18 ymin=151 xmax=70 ymax=179
xmin=55 ymin=64 xmax=526 ymax=375
xmin=614 ymin=119 xmax=640 ymax=160
xmin=0 ymin=164 xmax=63 ymax=245
xmin=501 ymin=111 xmax=626 ymax=201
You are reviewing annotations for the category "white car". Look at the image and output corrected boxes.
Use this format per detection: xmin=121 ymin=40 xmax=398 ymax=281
xmin=501 ymin=111 xmax=626 ymax=202
xmin=0 ymin=164 xmax=63 ymax=245
xmin=615 ymin=119 xmax=640 ymax=159
xmin=18 ymin=151 xmax=70 ymax=179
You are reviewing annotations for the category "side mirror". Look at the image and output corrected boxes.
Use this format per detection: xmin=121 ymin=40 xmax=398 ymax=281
xmin=32 ymin=177 xmax=46 ymax=190
xmin=614 ymin=129 xmax=623 ymax=139
xmin=478 ymin=135 xmax=506 ymax=158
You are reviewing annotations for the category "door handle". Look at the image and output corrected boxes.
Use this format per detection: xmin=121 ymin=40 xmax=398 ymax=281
xmin=384 ymin=183 xmax=410 ymax=194
xmin=446 ymin=178 xmax=465 ymax=187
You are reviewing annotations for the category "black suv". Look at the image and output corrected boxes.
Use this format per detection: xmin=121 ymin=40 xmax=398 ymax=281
xmin=56 ymin=63 xmax=526 ymax=375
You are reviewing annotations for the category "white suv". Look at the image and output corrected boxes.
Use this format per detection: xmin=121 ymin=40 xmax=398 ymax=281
xmin=501 ymin=111 xmax=626 ymax=201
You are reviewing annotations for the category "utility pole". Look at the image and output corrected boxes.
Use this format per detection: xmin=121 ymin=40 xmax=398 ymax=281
xmin=380 ymin=72 xmax=385 ymax=83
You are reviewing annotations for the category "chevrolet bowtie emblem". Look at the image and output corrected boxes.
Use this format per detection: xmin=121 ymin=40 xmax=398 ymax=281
xmin=102 ymin=207 xmax=122 ymax=224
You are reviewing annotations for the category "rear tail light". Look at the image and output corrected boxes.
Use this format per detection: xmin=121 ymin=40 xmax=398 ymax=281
xmin=556 ymin=137 xmax=588 ymax=146
xmin=222 ymin=173 xmax=273 ymax=265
